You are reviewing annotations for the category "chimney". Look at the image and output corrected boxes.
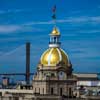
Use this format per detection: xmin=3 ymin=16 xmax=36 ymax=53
xmin=26 ymin=42 xmax=30 ymax=84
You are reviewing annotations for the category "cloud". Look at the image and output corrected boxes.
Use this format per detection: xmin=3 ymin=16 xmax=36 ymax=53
xmin=57 ymin=17 xmax=88 ymax=23
xmin=23 ymin=16 xmax=100 ymax=26
xmin=24 ymin=20 xmax=53 ymax=26
xmin=78 ymin=29 xmax=100 ymax=33
xmin=0 ymin=25 xmax=21 ymax=33
xmin=2 ymin=45 xmax=25 ymax=56
xmin=57 ymin=16 xmax=100 ymax=24
xmin=0 ymin=9 xmax=30 ymax=14
xmin=0 ymin=16 xmax=100 ymax=34
xmin=0 ymin=25 xmax=43 ymax=33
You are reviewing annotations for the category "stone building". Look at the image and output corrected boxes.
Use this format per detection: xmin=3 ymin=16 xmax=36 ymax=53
xmin=32 ymin=26 xmax=77 ymax=96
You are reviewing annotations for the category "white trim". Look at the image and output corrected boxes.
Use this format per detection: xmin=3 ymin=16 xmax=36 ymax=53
xmin=49 ymin=44 xmax=60 ymax=48
xmin=48 ymin=48 xmax=53 ymax=65
xmin=57 ymin=48 xmax=62 ymax=61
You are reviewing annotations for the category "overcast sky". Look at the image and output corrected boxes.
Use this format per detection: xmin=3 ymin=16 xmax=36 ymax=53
xmin=0 ymin=0 xmax=100 ymax=73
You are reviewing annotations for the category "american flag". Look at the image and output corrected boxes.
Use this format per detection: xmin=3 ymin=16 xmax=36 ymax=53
xmin=52 ymin=5 xmax=56 ymax=19
xmin=52 ymin=5 xmax=56 ymax=13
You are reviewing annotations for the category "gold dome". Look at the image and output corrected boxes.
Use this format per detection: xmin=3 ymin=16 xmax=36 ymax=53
xmin=40 ymin=48 xmax=69 ymax=67
xmin=50 ymin=27 xmax=60 ymax=36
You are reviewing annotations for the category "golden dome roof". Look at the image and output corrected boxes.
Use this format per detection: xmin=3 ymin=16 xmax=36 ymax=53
xmin=50 ymin=27 xmax=60 ymax=36
xmin=40 ymin=48 xmax=69 ymax=67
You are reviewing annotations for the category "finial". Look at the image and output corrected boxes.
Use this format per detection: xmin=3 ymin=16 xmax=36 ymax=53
xmin=52 ymin=5 xmax=56 ymax=26
xmin=50 ymin=27 xmax=60 ymax=36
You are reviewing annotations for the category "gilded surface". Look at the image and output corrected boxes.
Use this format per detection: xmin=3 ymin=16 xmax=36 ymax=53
xmin=41 ymin=49 xmax=51 ymax=65
xmin=40 ymin=48 xmax=69 ymax=67
xmin=50 ymin=48 xmax=60 ymax=65
xmin=50 ymin=27 xmax=60 ymax=36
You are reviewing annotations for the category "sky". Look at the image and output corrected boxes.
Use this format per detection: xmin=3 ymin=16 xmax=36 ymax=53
xmin=0 ymin=0 xmax=100 ymax=74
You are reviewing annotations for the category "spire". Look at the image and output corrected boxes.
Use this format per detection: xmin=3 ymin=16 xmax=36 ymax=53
xmin=49 ymin=5 xmax=61 ymax=48
xmin=50 ymin=27 xmax=60 ymax=36
xmin=51 ymin=5 xmax=60 ymax=36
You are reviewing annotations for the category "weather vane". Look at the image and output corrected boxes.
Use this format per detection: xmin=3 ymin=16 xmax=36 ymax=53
xmin=52 ymin=5 xmax=56 ymax=26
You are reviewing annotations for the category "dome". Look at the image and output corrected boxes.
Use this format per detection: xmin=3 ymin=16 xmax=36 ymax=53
xmin=40 ymin=47 xmax=69 ymax=67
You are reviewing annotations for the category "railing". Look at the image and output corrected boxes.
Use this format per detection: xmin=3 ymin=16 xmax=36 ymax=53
xmin=49 ymin=42 xmax=61 ymax=44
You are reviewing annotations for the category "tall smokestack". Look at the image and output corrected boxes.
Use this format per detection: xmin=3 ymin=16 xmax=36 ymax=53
xmin=26 ymin=42 xmax=30 ymax=84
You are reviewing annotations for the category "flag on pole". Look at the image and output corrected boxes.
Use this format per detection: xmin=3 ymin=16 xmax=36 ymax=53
xmin=52 ymin=5 xmax=56 ymax=19
xmin=52 ymin=5 xmax=56 ymax=13
xmin=52 ymin=14 xmax=56 ymax=19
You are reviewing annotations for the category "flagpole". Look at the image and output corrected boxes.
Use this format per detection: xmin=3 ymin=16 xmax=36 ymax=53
xmin=52 ymin=5 xmax=57 ymax=27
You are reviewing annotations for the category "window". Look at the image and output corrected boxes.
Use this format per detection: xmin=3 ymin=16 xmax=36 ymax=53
xmin=51 ymin=73 xmax=55 ymax=77
xmin=51 ymin=88 xmax=54 ymax=95
xmin=13 ymin=97 xmax=19 ymax=100
xmin=43 ymin=88 xmax=44 ymax=94
xmin=69 ymin=87 xmax=72 ymax=96
xmin=60 ymin=88 xmax=62 ymax=96
xmin=54 ymin=37 xmax=56 ymax=43
xmin=35 ymin=88 xmax=36 ymax=93
xmin=39 ymin=88 xmax=40 ymax=94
